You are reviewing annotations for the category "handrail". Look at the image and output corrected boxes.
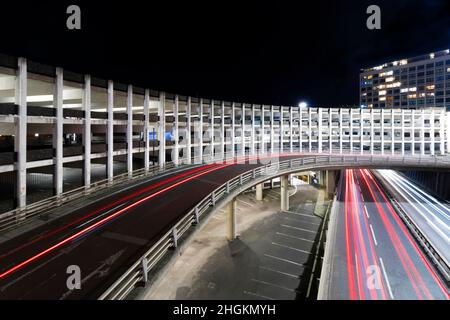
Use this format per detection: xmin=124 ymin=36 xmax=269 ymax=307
xmin=98 ymin=154 xmax=450 ymax=300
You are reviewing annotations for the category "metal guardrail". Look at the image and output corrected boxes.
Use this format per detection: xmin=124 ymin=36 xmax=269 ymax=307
xmin=98 ymin=154 xmax=450 ymax=300
xmin=0 ymin=151 xmax=240 ymax=233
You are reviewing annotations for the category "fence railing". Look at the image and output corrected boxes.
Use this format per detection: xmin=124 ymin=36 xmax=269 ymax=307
xmin=98 ymin=154 xmax=450 ymax=300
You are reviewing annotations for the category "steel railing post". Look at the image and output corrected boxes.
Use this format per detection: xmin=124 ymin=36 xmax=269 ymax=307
xmin=194 ymin=207 xmax=199 ymax=224
xmin=171 ymin=227 xmax=178 ymax=248
xmin=141 ymin=257 xmax=149 ymax=283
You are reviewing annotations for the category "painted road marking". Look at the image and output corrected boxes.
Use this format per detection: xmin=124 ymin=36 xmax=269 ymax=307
xmin=243 ymin=290 xmax=274 ymax=300
xmin=276 ymin=232 xmax=314 ymax=243
xmin=271 ymin=242 xmax=311 ymax=254
xmin=259 ymin=266 xmax=298 ymax=279
xmin=264 ymin=254 xmax=305 ymax=266
xmin=251 ymin=278 xmax=295 ymax=292
xmin=281 ymin=224 xmax=316 ymax=233
xmin=379 ymin=257 xmax=395 ymax=299
xmin=369 ymin=224 xmax=378 ymax=246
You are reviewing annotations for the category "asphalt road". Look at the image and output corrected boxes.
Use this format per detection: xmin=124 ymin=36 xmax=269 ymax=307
xmin=327 ymin=169 xmax=449 ymax=300
xmin=375 ymin=169 xmax=450 ymax=267
xmin=0 ymin=153 xmax=304 ymax=299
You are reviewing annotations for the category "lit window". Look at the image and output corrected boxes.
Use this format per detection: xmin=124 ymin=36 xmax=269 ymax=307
xmin=426 ymin=85 xmax=435 ymax=90
xmin=379 ymin=97 xmax=386 ymax=101
xmin=399 ymin=59 xmax=408 ymax=65
xmin=430 ymin=53 xmax=435 ymax=59
xmin=400 ymin=88 xmax=409 ymax=93
xmin=385 ymin=77 xmax=394 ymax=82
xmin=409 ymin=87 xmax=417 ymax=92
xmin=379 ymin=90 xmax=387 ymax=96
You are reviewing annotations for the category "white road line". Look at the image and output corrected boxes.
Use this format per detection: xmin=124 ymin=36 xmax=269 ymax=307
xmin=276 ymin=232 xmax=314 ymax=243
xmin=369 ymin=224 xmax=378 ymax=246
xmin=364 ymin=204 xmax=370 ymax=219
xmin=259 ymin=266 xmax=298 ymax=278
xmin=77 ymin=202 xmax=128 ymax=228
xmin=379 ymin=257 xmax=394 ymax=299
xmin=283 ymin=216 xmax=321 ymax=226
xmin=251 ymin=278 xmax=295 ymax=292
xmin=281 ymin=224 xmax=316 ymax=233
xmin=282 ymin=210 xmax=316 ymax=218
xmin=264 ymin=253 xmax=305 ymax=266
xmin=271 ymin=242 xmax=311 ymax=254
xmin=237 ymin=199 xmax=253 ymax=207
xmin=243 ymin=290 xmax=274 ymax=300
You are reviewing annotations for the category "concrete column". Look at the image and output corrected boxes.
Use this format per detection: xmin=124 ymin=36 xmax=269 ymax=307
xmin=173 ymin=95 xmax=179 ymax=166
xmin=299 ymin=107 xmax=303 ymax=152
xmin=360 ymin=109 xmax=363 ymax=155
xmin=318 ymin=108 xmax=323 ymax=153
xmin=15 ymin=57 xmax=27 ymax=208
xmin=143 ymin=89 xmax=150 ymax=171
xmin=251 ymin=104 xmax=255 ymax=155
xmin=447 ymin=110 xmax=450 ymax=154
xmin=290 ymin=107 xmax=293 ymax=153
xmin=270 ymin=105 xmax=275 ymax=154
xmin=329 ymin=108 xmax=332 ymax=153
xmin=126 ymin=85 xmax=133 ymax=177
xmin=226 ymin=198 xmax=237 ymax=241
xmin=308 ymin=108 xmax=312 ymax=153
xmin=281 ymin=174 xmax=289 ymax=211
xmin=325 ymin=170 xmax=336 ymax=199
xmin=401 ymin=109 xmax=405 ymax=156
xmin=83 ymin=75 xmax=91 ymax=188
xmin=339 ymin=109 xmax=343 ymax=154
xmin=231 ymin=102 xmax=236 ymax=159
xmin=431 ymin=109 xmax=435 ymax=155
xmin=210 ymin=100 xmax=214 ymax=160
xmin=381 ymin=109 xmax=385 ymax=155
xmin=186 ymin=97 xmax=192 ymax=164
xmin=256 ymin=183 xmax=263 ymax=201
xmin=199 ymin=98 xmax=204 ymax=161
xmin=370 ymin=109 xmax=374 ymax=155
xmin=411 ymin=109 xmax=415 ymax=156
xmin=107 ymin=81 xmax=114 ymax=182
xmin=53 ymin=67 xmax=63 ymax=196
xmin=391 ymin=109 xmax=395 ymax=155
xmin=440 ymin=110 xmax=445 ymax=155
xmin=221 ymin=101 xmax=225 ymax=160
xmin=241 ymin=103 xmax=246 ymax=156
xmin=421 ymin=109 xmax=425 ymax=155
xmin=158 ymin=92 xmax=166 ymax=167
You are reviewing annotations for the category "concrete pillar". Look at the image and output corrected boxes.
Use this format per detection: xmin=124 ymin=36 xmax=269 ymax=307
xmin=127 ymin=85 xmax=133 ymax=177
xmin=281 ymin=175 xmax=289 ymax=211
xmin=270 ymin=105 xmax=275 ymax=154
xmin=53 ymin=67 xmax=63 ymax=196
xmin=308 ymin=108 xmax=312 ymax=153
xmin=421 ymin=109 xmax=425 ymax=155
xmin=251 ymin=104 xmax=255 ymax=155
xmin=231 ymin=102 xmax=236 ymax=159
xmin=173 ymin=95 xmax=179 ymax=166
xmin=107 ymin=81 xmax=114 ymax=182
xmin=158 ymin=92 xmax=166 ymax=168
xmin=401 ymin=109 xmax=405 ymax=156
xmin=350 ymin=109 xmax=353 ymax=153
xmin=143 ymin=89 xmax=150 ymax=171
xmin=431 ymin=109 xmax=435 ymax=155
xmin=339 ymin=109 xmax=343 ymax=154
xmin=325 ymin=170 xmax=336 ymax=199
xmin=256 ymin=183 xmax=263 ymax=201
xmin=299 ymin=106 xmax=303 ymax=153
xmin=83 ymin=75 xmax=91 ymax=187
xmin=186 ymin=97 xmax=192 ymax=164
xmin=381 ymin=109 xmax=385 ymax=155
xmin=221 ymin=101 xmax=225 ymax=160
xmin=289 ymin=107 xmax=293 ymax=153
xmin=411 ymin=109 xmax=415 ymax=156
xmin=318 ymin=107 xmax=322 ymax=153
xmin=360 ymin=109 xmax=363 ymax=155
xmin=15 ymin=57 xmax=27 ymax=208
xmin=210 ymin=100 xmax=214 ymax=160
xmin=198 ymin=98 xmax=204 ymax=162
xmin=241 ymin=103 xmax=246 ymax=156
xmin=391 ymin=109 xmax=395 ymax=155
xmin=226 ymin=198 xmax=237 ymax=241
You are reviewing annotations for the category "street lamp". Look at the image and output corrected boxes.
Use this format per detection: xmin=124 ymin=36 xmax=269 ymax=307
xmin=298 ymin=101 xmax=308 ymax=108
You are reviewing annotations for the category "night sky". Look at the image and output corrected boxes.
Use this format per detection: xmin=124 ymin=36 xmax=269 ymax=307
xmin=1 ymin=0 xmax=449 ymax=106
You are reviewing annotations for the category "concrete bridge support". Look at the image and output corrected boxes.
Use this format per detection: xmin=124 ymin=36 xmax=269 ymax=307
xmin=281 ymin=174 xmax=289 ymax=211
xmin=256 ymin=183 xmax=263 ymax=201
xmin=324 ymin=170 xmax=337 ymax=199
xmin=226 ymin=197 xmax=237 ymax=241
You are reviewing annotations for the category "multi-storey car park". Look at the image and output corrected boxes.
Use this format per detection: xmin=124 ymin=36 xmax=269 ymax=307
xmin=0 ymin=53 xmax=450 ymax=217
xmin=360 ymin=48 xmax=450 ymax=109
